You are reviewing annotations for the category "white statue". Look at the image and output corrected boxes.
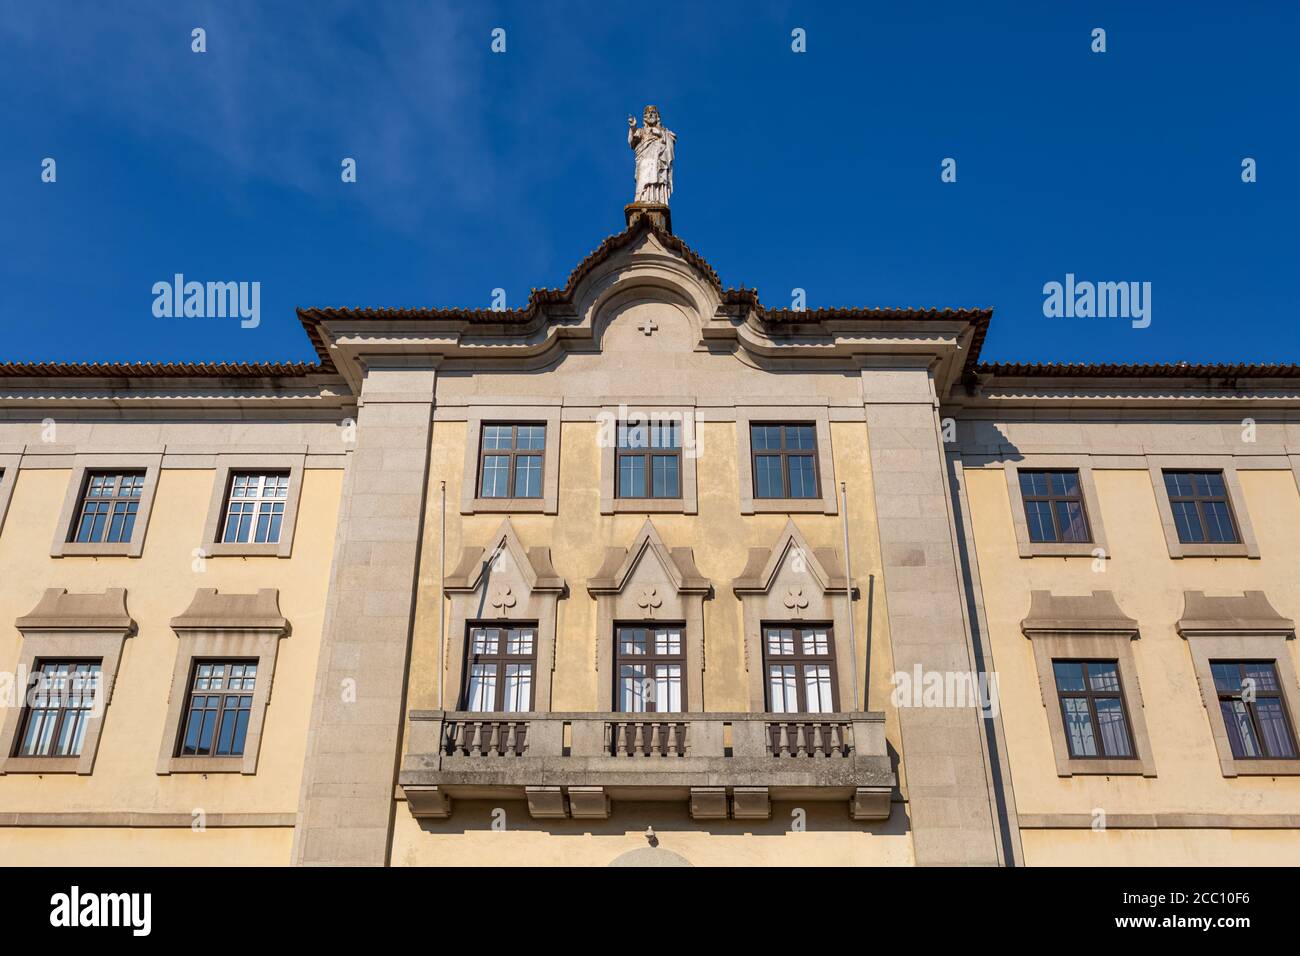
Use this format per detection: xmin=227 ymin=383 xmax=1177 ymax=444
xmin=627 ymin=105 xmax=675 ymax=205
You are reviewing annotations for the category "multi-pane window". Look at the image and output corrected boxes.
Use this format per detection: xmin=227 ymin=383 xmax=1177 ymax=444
xmin=479 ymin=424 xmax=545 ymax=498
xmin=220 ymin=472 xmax=290 ymax=544
xmin=616 ymin=626 xmax=684 ymax=712
xmin=15 ymin=661 xmax=101 ymax=757
xmin=462 ymin=626 xmax=536 ymax=712
xmin=616 ymin=420 xmax=681 ymax=498
xmin=1019 ymin=470 xmax=1091 ymax=543
xmin=1163 ymin=470 xmax=1240 ymax=544
xmin=72 ymin=471 xmax=145 ymax=544
xmin=1053 ymin=660 xmax=1135 ymax=759
xmin=763 ymin=626 xmax=837 ymax=712
xmin=751 ymin=424 xmax=818 ymax=499
xmin=178 ymin=661 xmax=257 ymax=757
xmin=1212 ymin=660 xmax=1298 ymax=760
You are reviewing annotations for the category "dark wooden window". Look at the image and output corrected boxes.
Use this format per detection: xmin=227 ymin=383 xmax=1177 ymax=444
xmin=1019 ymin=469 xmax=1091 ymax=543
xmin=1052 ymin=660 xmax=1135 ymax=758
xmin=14 ymin=661 xmax=102 ymax=757
xmin=616 ymin=420 xmax=681 ymax=498
xmin=1163 ymin=470 xmax=1240 ymax=544
xmin=615 ymin=625 xmax=684 ymax=712
xmin=178 ymin=661 xmax=257 ymax=757
xmin=1212 ymin=660 xmax=1297 ymax=759
xmin=751 ymin=424 xmax=819 ymax=498
xmin=478 ymin=424 xmax=545 ymax=499
xmin=72 ymin=471 xmax=145 ymax=543
xmin=220 ymin=472 xmax=290 ymax=544
xmin=762 ymin=625 xmax=838 ymax=712
xmin=461 ymin=625 xmax=537 ymax=712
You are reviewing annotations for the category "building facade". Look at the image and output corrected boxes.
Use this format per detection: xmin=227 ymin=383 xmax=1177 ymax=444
xmin=2 ymin=214 xmax=1298 ymax=866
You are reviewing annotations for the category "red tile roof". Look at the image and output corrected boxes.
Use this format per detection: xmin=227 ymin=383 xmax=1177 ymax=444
xmin=0 ymin=361 xmax=325 ymax=378
xmin=976 ymin=362 xmax=1300 ymax=379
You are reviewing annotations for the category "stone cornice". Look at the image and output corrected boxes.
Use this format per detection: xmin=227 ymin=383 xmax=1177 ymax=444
xmin=169 ymin=588 xmax=289 ymax=636
xmin=1021 ymin=590 xmax=1139 ymax=638
xmin=1177 ymin=590 xmax=1295 ymax=638
xmin=15 ymin=588 xmax=135 ymax=635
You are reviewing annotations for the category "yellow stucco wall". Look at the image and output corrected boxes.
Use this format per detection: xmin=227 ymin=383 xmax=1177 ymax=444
xmin=0 ymin=826 xmax=293 ymax=867
xmin=967 ymin=466 xmax=1300 ymax=864
xmin=396 ymin=417 xmax=907 ymax=865
xmin=392 ymin=800 xmax=913 ymax=867
xmin=1022 ymin=828 xmax=1300 ymax=866
xmin=0 ymin=466 xmax=342 ymax=864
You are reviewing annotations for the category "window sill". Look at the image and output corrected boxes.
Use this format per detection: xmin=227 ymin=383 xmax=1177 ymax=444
xmin=204 ymin=541 xmax=289 ymax=559
xmin=1169 ymin=542 xmax=1256 ymax=559
xmin=1221 ymin=759 xmax=1300 ymax=777
xmin=603 ymin=497 xmax=694 ymax=515
xmin=52 ymin=541 xmax=140 ymax=558
xmin=159 ymin=756 xmax=251 ymax=775
xmin=1058 ymin=758 xmax=1153 ymax=777
xmin=462 ymin=496 xmax=552 ymax=515
xmin=743 ymin=498 xmax=833 ymax=515
xmin=1018 ymin=541 xmax=1103 ymax=559
xmin=0 ymin=756 xmax=87 ymax=775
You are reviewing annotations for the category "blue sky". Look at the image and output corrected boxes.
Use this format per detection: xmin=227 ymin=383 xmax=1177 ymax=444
xmin=1 ymin=1 xmax=1296 ymax=366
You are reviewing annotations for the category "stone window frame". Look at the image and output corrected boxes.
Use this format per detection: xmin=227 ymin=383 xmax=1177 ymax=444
xmin=1020 ymin=590 xmax=1157 ymax=777
xmin=1004 ymin=456 xmax=1109 ymax=559
xmin=50 ymin=453 xmax=163 ymax=558
xmin=735 ymin=406 xmax=837 ymax=515
xmin=1177 ymin=590 xmax=1300 ymax=777
xmin=198 ymin=454 xmax=306 ymax=558
xmin=0 ymin=452 xmax=20 ymax=537
xmin=599 ymin=403 xmax=698 ymax=515
xmin=1147 ymin=455 xmax=1259 ymax=559
xmin=442 ymin=518 xmax=565 ymax=712
xmin=0 ymin=589 xmax=135 ymax=776
xmin=460 ymin=406 xmax=561 ymax=515
xmin=156 ymin=589 xmax=289 ymax=775
xmin=587 ymin=519 xmax=710 ymax=712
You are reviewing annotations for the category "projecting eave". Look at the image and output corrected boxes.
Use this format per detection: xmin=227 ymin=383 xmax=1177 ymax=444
xmin=952 ymin=365 xmax=1300 ymax=411
xmin=0 ymin=371 xmax=353 ymax=412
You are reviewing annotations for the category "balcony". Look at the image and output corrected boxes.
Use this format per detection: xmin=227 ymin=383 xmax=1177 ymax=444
xmin=398 ymin=710 xmax=895 ymax=821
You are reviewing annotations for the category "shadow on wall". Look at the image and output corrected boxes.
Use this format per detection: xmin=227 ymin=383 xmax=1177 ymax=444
xmin=412 ymin=798 xmax=912 ymax=840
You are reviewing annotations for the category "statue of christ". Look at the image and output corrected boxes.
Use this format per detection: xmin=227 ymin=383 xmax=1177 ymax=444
xmin=627 ymin=105 xmax=675 ymax=205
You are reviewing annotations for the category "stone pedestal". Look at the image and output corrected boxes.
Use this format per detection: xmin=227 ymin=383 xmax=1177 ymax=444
xmin=625 ymin=202 xmax=671 ymax=233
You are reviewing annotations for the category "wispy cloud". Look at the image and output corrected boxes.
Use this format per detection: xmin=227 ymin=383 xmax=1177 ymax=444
xmin=1 ymin=0 xmax=500 ymax=229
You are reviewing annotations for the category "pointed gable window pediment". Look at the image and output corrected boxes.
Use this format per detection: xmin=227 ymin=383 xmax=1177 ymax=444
xmin=442 ymin=518 xmax=566 ymax=713
xmin=732 ymin=520 xmax=859 ymax=713
xmin=587 ymin=519 xmax=710 ymax=712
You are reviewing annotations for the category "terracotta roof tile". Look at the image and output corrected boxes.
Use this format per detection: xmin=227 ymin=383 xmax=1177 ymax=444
xmin=976 ymin=362 xmax=1300 ymax=379
xmin=0 ymin=361 xmax=325 ymax=378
